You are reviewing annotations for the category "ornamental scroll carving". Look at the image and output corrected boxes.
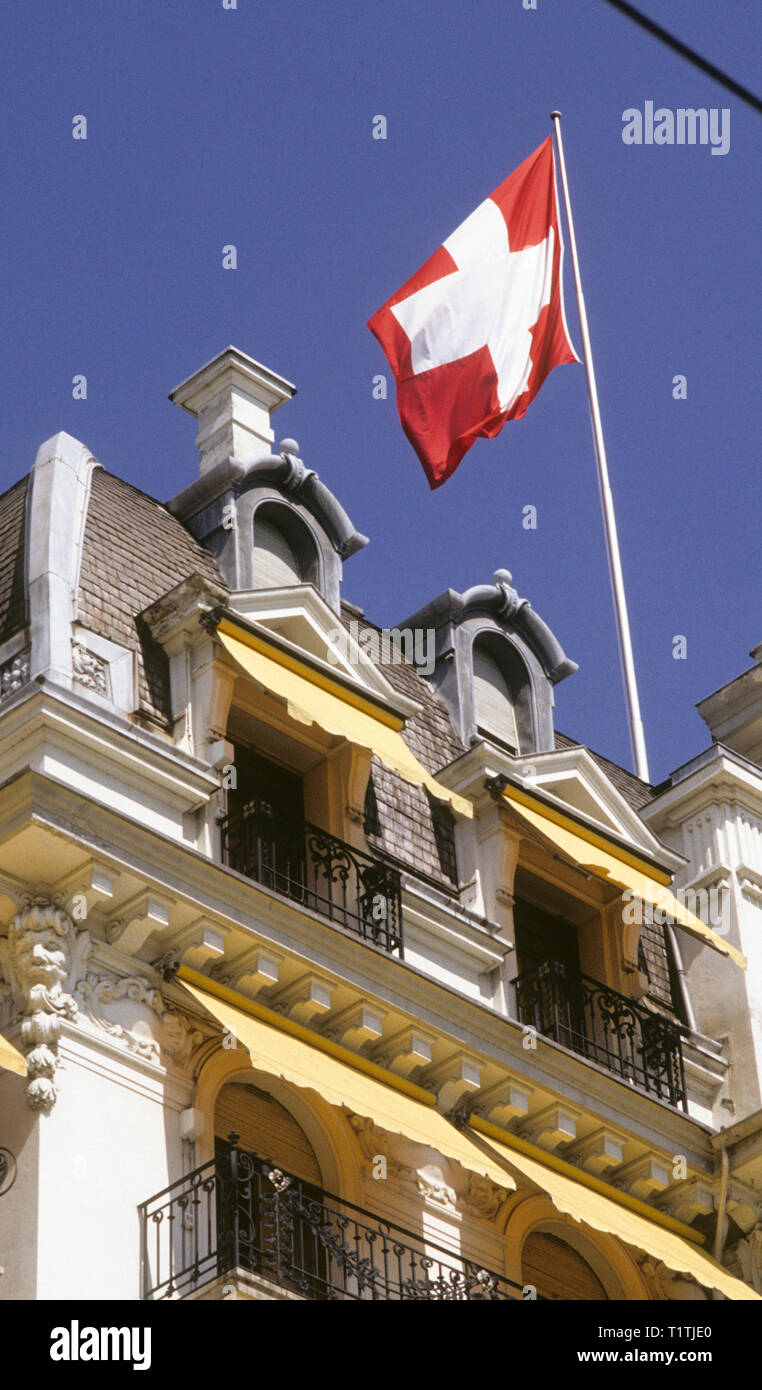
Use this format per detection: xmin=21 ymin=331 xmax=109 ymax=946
xmin=727 ymin=1225 xmax=762 ymax=1294
xmin=0 ymin=896 xmax=91 ymax=1112
xmin=0 ymin=647 xmax=30 ymax=701
xmin=75 ymin=971 xmax=208 ymax=1067
xmin=347 ymin=1114 xmax=506 ymax=1219
xmin=71 ymin=642 xmax=109 ymax=695
xmin=637 ymin=1257 xmax=709 ymax=1301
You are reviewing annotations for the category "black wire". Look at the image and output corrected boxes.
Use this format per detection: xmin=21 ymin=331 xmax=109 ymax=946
xmin=600 ymin=0 xmax=762 ymax=113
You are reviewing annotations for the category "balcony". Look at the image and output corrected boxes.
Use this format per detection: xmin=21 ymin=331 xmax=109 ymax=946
xmin=139 ymin=1139 xmax=525 ymax=1301
xmin=513 ymin=960 xmax=687 ymax=1110
xmin=219 ymin=801 xmax=403 ymax=955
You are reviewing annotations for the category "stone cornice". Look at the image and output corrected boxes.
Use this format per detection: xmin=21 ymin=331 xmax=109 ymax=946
xmin=0 ymin=769 xmax=720 ymax=1177
xmin=644 ymin=746 xmax=762 ymax=828
xmin=138 ymin=573 xmax=230 ymax=646
xmin=0 ymin=683 xmax=219 ymax=811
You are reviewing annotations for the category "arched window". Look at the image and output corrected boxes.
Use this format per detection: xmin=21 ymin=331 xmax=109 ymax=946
xmin=472 ymin=636 xmax=519 ymax=751
xmin=214 ymin=1081 xmax=327 ymax=1296
xmin=214 ymin=1082 xmax=322 ymax=1184
xmin=252 ymin=502 xmax=320 ymax=591
xmin=522 ymin=1231 xmax=609 ymax=1300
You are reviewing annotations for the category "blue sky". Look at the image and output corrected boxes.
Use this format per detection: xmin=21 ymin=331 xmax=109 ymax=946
xmin=2 ymin=0 xmax=759 ymax=782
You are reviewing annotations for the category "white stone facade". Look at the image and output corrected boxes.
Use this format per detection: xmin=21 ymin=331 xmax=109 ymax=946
xmin=1 ymin=350 xmax=761 ymax=1303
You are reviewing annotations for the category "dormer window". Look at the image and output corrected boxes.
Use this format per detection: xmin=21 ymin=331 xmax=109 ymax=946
xmin=253 ymin=501 xmax=320 ymax=592
xmin=428 ymin=793 xmax=459 ymax=885
xmin=472 ymin=636 xmax=519 ymax=752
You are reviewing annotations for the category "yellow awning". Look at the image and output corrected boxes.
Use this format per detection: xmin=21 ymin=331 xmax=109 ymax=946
xmin=502 ymin=786 xmax=745 ymax=969
xmin=217 ymin=621 xmax=472 ymax=819
xmin=179 ymin=970 xmax=755 ymax=1300
xmin=468 ymin=1120 xmax=758 ymax=1300
xmin=179 ymin=971 xmax=514 ymax=1193
xmin=0 ymin=1033 xmax=26 ymax=1077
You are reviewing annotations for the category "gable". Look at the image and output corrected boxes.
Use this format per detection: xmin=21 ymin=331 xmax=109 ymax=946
xmin=227 ymin=585 xmax=422 ymax=721
xmin=512 ymin=745 xmax=682 ymax=871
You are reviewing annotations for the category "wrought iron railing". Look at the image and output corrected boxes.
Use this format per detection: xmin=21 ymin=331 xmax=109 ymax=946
xmin=219 ymin=801 xmax=403 ymax=955
xmin=139 ymin=1138 xmax=525 ymax=1301
xmin=512 ymin=960 xmax=687 ymax=1110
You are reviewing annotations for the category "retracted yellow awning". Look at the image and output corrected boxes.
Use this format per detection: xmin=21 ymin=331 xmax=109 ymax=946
xmin=467 ymin=1119 xmax=759 ymax=1300
xmin=0 ymin=1032 xmax=26 ymax=1077
xmin=179 ymin=970 xmax=514 ymax=1194
xmin=217 ymin=620 xmax=472 ymax=819
xmin=502 ymin=786 xmax=745 ymax=969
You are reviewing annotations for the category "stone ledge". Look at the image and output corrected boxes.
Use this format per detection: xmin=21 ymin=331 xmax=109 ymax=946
xmin=182 ymin=1267 xmax=305 ymax=1301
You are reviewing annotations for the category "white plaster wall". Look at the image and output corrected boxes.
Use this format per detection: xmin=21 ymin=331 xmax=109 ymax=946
xmin=32 ymin=1033 xmax=189 ymax=1300
xmin=0 ymin=1069 xmax=39 ymax=1300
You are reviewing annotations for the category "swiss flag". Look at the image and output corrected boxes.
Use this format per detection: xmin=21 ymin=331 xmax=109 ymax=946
xmin=368 ymin=137 xmax=579 ymax=489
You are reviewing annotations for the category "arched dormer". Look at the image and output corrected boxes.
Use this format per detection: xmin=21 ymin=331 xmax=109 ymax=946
xmin=400 ymin=569 xmax=577 ymax=755
xmin=471 ymin=632 xmax=521 ymax=752
xmin=252 ymin=499 xmax=321 ymax=592
xmin=169 ymin=434 xmax=368 ymax=614
xmin=167 ymin=349 xmax=368 ymax=614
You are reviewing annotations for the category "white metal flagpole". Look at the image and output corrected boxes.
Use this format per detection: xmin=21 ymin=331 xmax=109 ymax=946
xmin=550 ymin=110 xmax=651 ymax=783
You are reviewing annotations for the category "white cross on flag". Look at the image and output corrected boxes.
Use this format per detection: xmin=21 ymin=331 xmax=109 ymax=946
xmin=368 ymin=137 xmax=579 ymax=488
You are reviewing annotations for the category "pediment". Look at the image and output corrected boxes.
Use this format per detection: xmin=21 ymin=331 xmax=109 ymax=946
xmin=228 ymin=585 xmax=422 ymax=721
xmin=511 ymin=746 xmax=681 ymax=869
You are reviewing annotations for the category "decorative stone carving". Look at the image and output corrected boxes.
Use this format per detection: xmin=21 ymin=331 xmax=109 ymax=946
xmin=75 ymin=970 xmax=207 ymax=1068
xmin=0 ymin=896 xmax=91 ymax=1112
xmin=347 ymin=1115 xmax=415 ymax=1186
xmin=347 ymin=1113 xmax=507 ymax=1219
xmin=637 ymin=1257 xmax=709 ymax=1301
xmin=462 ymin=1172 xmax=506 ymax=1221
xmin=728 ymin=1225 xmax=762 ymax=1293
xmin=72 ymin=641 xmax=109 ymax=695
xmin=415 ymin=1163 xmax=458 ymax=1212
xmin=0 ymin=647 xmax=30 ymax=700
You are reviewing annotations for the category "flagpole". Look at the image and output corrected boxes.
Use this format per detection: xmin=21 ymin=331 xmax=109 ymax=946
xmin=550 ymin=111 xmax=651 ymax=783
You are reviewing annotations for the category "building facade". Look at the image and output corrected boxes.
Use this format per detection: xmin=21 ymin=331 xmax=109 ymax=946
xmin=0 ymin=346 xmax=760 ymax=1303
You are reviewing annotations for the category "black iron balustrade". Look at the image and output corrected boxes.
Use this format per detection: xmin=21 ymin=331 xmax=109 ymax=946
xmin=139 ymin=1140 xmax=526 ymax=1301
xmin=219 ymin=801 xmax=403 ymax=955
xmin=512 ymin=960 xmax=687 ymax=1110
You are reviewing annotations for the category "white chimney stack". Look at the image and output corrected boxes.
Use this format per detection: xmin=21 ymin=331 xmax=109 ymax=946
xmin=169 ymin=345 xmax=296 ymax=474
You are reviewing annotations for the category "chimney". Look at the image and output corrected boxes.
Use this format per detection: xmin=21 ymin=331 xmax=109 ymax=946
xmin=169 ymin=346 xmax=296 ymax=474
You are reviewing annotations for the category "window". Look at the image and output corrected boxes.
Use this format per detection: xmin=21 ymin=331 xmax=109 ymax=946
xmin=428 ymin=793 xmax=459 ymax=885
xmin=472 ymin=638 xmax=518 ymax=751
xmin=364 ymin=775 xmax=382 ymax=838
xmin=522 ymin=1231 xmax=609 ymax=1300
xmin=513 ymin=898 xmax=581 ymax=978
xmin=252 ymin=501 xmax=319 ymax=591
xmin=214 ymin=1082 xmax=328 ymax=1298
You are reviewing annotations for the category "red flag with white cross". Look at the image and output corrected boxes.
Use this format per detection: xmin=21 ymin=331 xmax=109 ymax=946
xmin=368 ymin=136 xmax=579 ymax=489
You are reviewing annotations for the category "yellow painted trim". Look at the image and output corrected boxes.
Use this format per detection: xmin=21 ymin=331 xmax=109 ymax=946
xmin=178 ymin=965 xmax=436 ymax=1106
xmin=468 ymin=1114 xmax=703 ymax=1245
xmin=503 ymin=780 xmax=672 ymax=884
xmin=217 ymin=616 xmax=405 ymax=731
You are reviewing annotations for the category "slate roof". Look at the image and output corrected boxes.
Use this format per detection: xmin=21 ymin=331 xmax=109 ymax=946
xmin=0 ymin=476 xmax=28 ymax=640
xmin=340 ymin=606 xmax=467 ymax=893
xmin=0 ymin=459 xmax=675 ymax=1005
xmin=554 ymin=730 xmax=655 ymax=810
xmin=76 ymin=468 xmax=224 ymax=727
